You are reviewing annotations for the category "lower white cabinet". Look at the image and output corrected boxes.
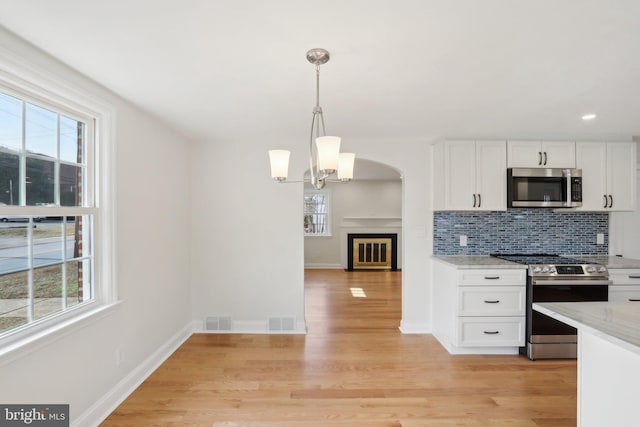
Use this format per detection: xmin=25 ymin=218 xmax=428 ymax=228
xmin=608 ymin=268 xmax=640 ymax=302
xmin=433 ymin=260 xmax=526 ymax=354
xmin=457 ymin=317 xmax=525 ymax=347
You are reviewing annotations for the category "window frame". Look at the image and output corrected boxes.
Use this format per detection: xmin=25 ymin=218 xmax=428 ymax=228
xmin=303 ymin=188 xmax=332 ymax=237
xmin=0 ymin=56 xmax=117 ymax=360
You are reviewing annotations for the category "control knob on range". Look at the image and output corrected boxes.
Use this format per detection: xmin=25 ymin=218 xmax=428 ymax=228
xmin=542 ymin=266 xmax=550 ymax=273
xmin=586 ymin=266 xmax=596 ymax=273
xmin=598 ymin=266 xmax=607 ymax=273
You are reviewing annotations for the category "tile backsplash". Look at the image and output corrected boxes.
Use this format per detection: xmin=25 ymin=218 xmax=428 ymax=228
xmin=433 ymin=209 xmax=609 ymax=255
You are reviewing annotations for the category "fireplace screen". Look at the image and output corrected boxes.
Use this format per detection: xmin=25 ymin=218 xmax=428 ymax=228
xmin=352 ymin=238 xmax=392 ymax=269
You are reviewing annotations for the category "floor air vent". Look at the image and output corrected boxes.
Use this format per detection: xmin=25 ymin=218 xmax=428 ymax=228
xmin=205 ymin=316 xmax=232 ymax=331
xmin=268 ymin=317 xmax=295 ymax=331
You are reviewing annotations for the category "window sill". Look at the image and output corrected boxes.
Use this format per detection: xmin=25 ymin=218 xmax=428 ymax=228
xmin=0 ymin=300 xmax=122 ymax=367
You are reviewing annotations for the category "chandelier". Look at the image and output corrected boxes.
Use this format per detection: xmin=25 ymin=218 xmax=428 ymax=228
xmin=268 ymin=48 xmax=355 ymax=190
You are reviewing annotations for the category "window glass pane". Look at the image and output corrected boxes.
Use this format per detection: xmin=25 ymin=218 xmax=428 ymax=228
xmin=60 ymin=116 xmax=82 ymax=164
xmin=0 ymin=92 xmax=22 ymax=151
xmin=33 ymin=220 xmax=64 ymax=268
xmin=0 ymin=270 xmax=29 ymax=334
xmin=69 ymin=216 xmax=90 ymax=259
xmin=25 ymin=103 xmax=57 ymax=157
xmin=60 ymin=164 xmax=82 ymax=206
xmin=66 ymin=258 xmax=91 ymax=307
xmin=0 ymin=225 xmax=29 ymax=276
xmin=33 ymin=264 xmax=63 ymax=320
xmin=0 ymin=152 xmax=19 ymax=206
xmin=26 ymin=157 xmax=55 ymax=205
xmin=304 ymin=192 xmax=329 ymax=235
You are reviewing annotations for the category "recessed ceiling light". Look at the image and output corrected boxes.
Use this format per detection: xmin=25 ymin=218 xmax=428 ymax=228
xmin=582 ymin=113 xmax=597 ymax=121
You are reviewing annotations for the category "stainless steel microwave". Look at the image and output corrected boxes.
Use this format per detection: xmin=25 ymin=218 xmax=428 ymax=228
xmin=507 ymin=168 xmax=582 ymax=208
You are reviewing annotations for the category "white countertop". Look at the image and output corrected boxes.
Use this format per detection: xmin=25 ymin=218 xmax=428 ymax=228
xmin=433 ymin=255 xmax=640 ymax=269
xmin=572 ymin=256 xmax=640 ymax=269
xmin=534 ymin=301 xmax=640 ymax=355
xmin=431 ymin=255 xmax=525 ymax=269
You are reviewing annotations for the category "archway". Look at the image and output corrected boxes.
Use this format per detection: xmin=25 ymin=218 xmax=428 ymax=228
xmin=302 ymin=158 xmax=403 ymax=327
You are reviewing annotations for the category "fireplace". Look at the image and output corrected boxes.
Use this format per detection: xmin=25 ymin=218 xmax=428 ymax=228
xmin=347 ymin=233 xmax=398 ymax=271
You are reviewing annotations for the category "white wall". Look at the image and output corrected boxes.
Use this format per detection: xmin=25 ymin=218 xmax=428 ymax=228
xmin=190 ymin=140 xmax=306 ymax=332
xmin=190 ymin=137 xmax=433 ymax=334
xmin=304 ymin=179 xmax=403 ymax=269
xmin=0 ymin=29 xmax=193 ymax=424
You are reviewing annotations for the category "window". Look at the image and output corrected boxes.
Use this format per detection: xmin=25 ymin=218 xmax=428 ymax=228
xmin=304 ymin=190 xmax=330 ymax=236
xmin=0 ymin=85 xmax=96 ymax=339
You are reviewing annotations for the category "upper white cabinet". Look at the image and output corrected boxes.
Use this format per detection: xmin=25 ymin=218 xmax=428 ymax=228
xmin=576 ymin=142 xmax=637 ymax=211
xmin=507 ymin=141 xmax=575 ymax=168
xmin=433 ymin=140 xmax=506 ymax=211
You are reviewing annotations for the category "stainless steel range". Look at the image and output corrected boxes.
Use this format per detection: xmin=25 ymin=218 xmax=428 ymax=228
xmin=492 ymin=254 xmax=610 ymax=360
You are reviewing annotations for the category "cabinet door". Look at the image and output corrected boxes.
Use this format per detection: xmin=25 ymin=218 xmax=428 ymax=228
xmin=542 ymin=141 xmax=575 ymax=168
xmin=475 ymin=140 xmax=506 ymax=211
xmin=507 ymin=141 xmax=542 ymax=167
xmin=576 ymin=142 xmax=608 ymax=211
xmin=444 ymin=140 xmax=477 ymax=210
xmin=607 ymin=142 xmax=637 ymax=211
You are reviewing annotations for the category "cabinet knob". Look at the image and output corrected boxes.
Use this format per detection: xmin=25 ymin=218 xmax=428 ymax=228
xmin=484 ymin=300 xmax=500 ymax=304
xmin=543 ymin=151 xmax=548 ymax=166
xmin=483 ymin=331 xmax=500 ymax=335
xmin=484 ymin=276 xmax=500 ymax=280
xmin=609 ymin=195 xmax=613 ymax=208
xmin=472 ymin=194 xmax=477 ymax=207
xmin=538 ymin=152 xmax=542 ymax=165
xmin=477 ymin=193 xmax=481 ymax=208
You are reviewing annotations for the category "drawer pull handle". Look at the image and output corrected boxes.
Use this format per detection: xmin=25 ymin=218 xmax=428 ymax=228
xmin=629 ymin=299 xmax=640 ymax=302
xmin=484 ymin=300 xmax=500 ymax=304
xmin=483 ymin=331 xmax=500 ymax=335
xmin=484 ymin=276 xmax=500 ymax=280
xmin=628 ymin=276 xmax=640 ymax=279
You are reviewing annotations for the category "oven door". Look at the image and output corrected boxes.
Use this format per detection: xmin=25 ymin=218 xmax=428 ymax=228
xmin=525 ymin=278 xmax=609 ymax=359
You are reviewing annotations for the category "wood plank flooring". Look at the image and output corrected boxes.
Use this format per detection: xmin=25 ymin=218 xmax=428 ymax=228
xmin=102 ymin=269 xmax=577 ymax=426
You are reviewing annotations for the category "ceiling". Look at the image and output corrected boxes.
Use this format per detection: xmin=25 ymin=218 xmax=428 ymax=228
xmin=1 ymin=0 xmax=640 ymax=150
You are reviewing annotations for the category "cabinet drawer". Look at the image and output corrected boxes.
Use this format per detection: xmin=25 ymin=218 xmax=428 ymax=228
xmin=456 ymin=317 xmax=525 ymax=347
xmin=458 ymin=269 xmax=526 ymax=286
xmin=458 ymin=286 xmax=525 ymax=316
xmin=609 ymin=269 xmax=640 ymax=285
xmin=609 ymin=286 xmax=640 ymax=302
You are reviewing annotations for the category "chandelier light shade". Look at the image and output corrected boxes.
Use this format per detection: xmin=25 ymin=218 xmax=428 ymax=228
xmin=337 ymin=152 xmax=355 ymax=181
xmin=268 ymin=149 xmax=290 ymax=181
xmin=316 ymin=136 xmax=341 ymax=173
xmin=268 ymin=48 xmax=355 ymax=189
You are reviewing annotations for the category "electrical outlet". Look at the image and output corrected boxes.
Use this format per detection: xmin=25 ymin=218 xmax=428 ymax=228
xmin=597 ymin=233 xmax=605 ymax=245
xmin=460 ymin=235 xmax=468 ymax=247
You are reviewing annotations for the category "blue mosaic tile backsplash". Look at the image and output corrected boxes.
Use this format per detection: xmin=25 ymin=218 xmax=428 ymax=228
xmin=433 ymin=209 xmax=609 ymax=255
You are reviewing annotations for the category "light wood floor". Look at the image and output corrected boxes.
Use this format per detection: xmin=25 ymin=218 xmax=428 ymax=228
xmin=102 ymin=269 xmax=577 ymax=426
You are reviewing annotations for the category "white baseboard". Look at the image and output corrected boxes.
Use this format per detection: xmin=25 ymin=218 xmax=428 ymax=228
xmin=73 ymin=322 xmax=194 ymax=427
xmin=399 ymin=320 xmax=431 ymax=334
xmin=304 ymin=263 xmax=343 ymax=269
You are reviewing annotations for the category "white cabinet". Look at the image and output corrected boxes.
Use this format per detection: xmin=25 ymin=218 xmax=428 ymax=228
xmin=576 ymin=142 xmax=636 ymax=211
xmin=433 ymin=140 xmax=506 ymax=211
xmin=608 ymin=269 xmax=640 ymax=302
xmin=507 ymin=140 xmax=575 ymax=168
xmin=432 ymin=261 xmax=526 ymax=354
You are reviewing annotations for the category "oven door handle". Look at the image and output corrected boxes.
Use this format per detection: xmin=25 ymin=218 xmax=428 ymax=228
xmin=532 ymin=279 xmax=612 ymax=286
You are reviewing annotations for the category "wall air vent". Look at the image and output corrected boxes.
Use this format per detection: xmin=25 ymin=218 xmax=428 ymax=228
xmin=268 ymin=317 xmax=296 ymax=331
xmin=205 ymin=316 xmax=232 ymax=331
